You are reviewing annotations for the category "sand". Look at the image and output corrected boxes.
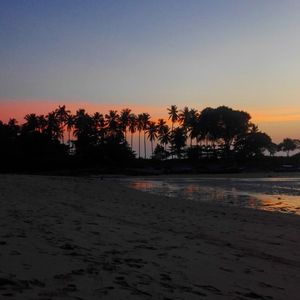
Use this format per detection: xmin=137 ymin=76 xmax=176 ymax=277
xmin=0 ymin=174 xmax=300 ymax=299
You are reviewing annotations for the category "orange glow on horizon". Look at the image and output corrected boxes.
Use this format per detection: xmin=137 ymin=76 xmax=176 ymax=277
xmin=251 ymin=109 xmax=300 ymax=123
xmin=1 ymin=99 xmax=300 ymax=122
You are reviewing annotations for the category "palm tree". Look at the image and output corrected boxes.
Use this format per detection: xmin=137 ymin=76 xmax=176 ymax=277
xmin=38 ymin=115 xmax=47 ymax=133
xmin=23 ymin=113 xmax=39 ymax=133
xmin=157 ymin=119 xmax=166 ymax=134
xmin=73 ymin=109 xmax=94 ymax=153
xmin=74 ymin=109 xmax=90 ymax=137
xmin=188 ymin=108 xmax=198 ymax=146
xmin=55 ymin=105 xmax=70 ymax=143
xmin=7 ymin=118 xmax=19 ymax=137
xmin=128 ymin=113 xmax=137 ymax=148
xmin=137 ymin=114 xmax=144 ymax=158
xmin=167 ymin=105 xmax=179 ymax=132
xmin=141 ymin=113 xmax=150 ymax=159
xmin=93 ymin=112 xmax=106 ymax=143
xmin=179 ymin=106 xmax=190 ymax=128
xmin=45 ymin=111 xmax=63 ymax=141
xmin=146 ymin=121 xmax=158 ymax=156
xmin=65 ymin=113 xmax=74 ymax=148
xmin=171 ymin=127 xmax=187 ymax=159
xmin=190 ymin=117 xmax=201 ymax=146
xmin=105 ymin=110 xmax=121 ymax=139
xmin=158 ymin=124 xmax=171 ymax=151
xmin=120 ymin=108 xmax=131 ymax=142
xmin=167 ymin=105 xmax=178 ymax=158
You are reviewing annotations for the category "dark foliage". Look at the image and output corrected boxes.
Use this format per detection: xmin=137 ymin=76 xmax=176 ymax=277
xmin=0 ymin=104 xmax=298 ymax=173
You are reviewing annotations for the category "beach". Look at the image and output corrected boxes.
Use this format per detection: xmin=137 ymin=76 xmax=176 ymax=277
xmin=0 ymin=174 xmax=300 ymax=299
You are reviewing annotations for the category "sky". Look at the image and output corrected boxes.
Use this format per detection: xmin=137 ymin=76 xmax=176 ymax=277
xmin=1 ymin=0 xmax=300 ymax=142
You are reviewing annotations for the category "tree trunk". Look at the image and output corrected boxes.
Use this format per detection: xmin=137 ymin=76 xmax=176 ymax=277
xmin=138 ymin=131 xmax=141 ymax=158
xmin=68 ymin=129 xmax=71 ymax=150
xmin=171 ymin=122 xmax=174 ymax=159
xmin=151 ymin=140 xmax=153 ymax=156
xmin=144 ymin=132 xmax=147 ymax=159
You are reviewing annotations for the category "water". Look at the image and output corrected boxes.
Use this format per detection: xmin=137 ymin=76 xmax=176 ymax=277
xmin=118 ymin=176 xmax=300 ymax=215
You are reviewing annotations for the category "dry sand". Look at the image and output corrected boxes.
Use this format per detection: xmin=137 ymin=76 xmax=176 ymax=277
xmin=0 ymin=174 xmax=300 ymax=299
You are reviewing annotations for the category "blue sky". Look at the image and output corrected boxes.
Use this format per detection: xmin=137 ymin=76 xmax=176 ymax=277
xmin=1 ymin=0 xmax=300 ymax=140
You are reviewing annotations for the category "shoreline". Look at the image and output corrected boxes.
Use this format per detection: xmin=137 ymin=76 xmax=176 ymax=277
xmin=114 ymin=171 xmax=300 ymax=178
xmin=0 ymin=174 xmax=300 ymax=299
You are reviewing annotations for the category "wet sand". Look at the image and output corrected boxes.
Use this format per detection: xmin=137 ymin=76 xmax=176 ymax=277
xmin=120 ymin=175 xmax=300 ymax=215
xmin=0 ymin=174 xmax=300 ymax=299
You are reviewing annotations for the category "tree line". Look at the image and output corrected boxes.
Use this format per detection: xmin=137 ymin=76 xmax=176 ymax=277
xmin=0 ymin=104 xmax=299 ymax=170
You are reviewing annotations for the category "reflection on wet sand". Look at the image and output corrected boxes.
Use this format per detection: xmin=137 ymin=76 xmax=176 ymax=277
xmin=125 ymin=177 xmax=300 ymax=215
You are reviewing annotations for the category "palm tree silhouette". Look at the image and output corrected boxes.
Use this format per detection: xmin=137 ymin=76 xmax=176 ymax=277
xmin=146 ymin=121 xmax=158 ymax=156
xmin=188 ymin=108 xmax=199 ymax=146
xmin=120 ymin=108 xmax=131 ymax=142
xmin=55 ymin=105 xmax=70 ymax=144
xmin=38 ymin=115 xmax=47 ymax=133
xmin=141 ymin=113 xmax=150 ymax=159
xmin=92 ymin=112 xmax=106 ymax=144
xmin=7 ymin=118 xmax=19 ymax=137
xmin=46 ymin=111 xmax=63 ymax=141
xmin=137 ymin=114 xmax=144 ymax=158
xmin=158 ymin=123 xmax=171 ymax=152
xmin=167 ymin=105 xmax=178 ymax=158
xmin=168 ymin=105 xmax=179 ymax=132
xmin=74 ymin=109 xmax=90 ymax=138
xmin=157 ymin=119 xmax=166 ymax=133
xmin=128 ymin=113 xmax=137 ymax=149
xmin=171 ymin=127 xmax=187 ymax=159
xmin=23 ymin=114 xmax=39 ymax=133
xmin=179 ymin=106 xmax=190 ymax=128
xmin=65 ymin=113 xmax=74 ymax=149
xmin=105 ymin=110 xmax=121 ymax=139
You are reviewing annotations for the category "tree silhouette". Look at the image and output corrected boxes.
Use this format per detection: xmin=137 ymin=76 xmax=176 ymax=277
xmin=199 ymin=106 xmax=251 ymax=156
xmin=105 ymin=110 xmax=122 ymax=139
xmin=179 ymin=106 xmax=190 ymax=128
xmin=37 ymin=115 xmax=47 ymax=133
xmin=73 ymin=109 xmax=94 ymax=154
xmin=278 ymin=138 xmax=299 ymax=157
xmin=157 ymin=118 xmax=166 ymax=134
xmin=120 ymin=108 xmax=131 ymax=142
xmin=55 ymin=105 xmax=70 ymax=143
xmin=0 ymin=103 xmax=287 ymax=170
xmin=45 ymin=111 xmax=63 ymax=141
xmin=91 ymin=112 xmax=105 ymax=145
xmin=137 ymin=114 xmax=144 ymax=158
xmin=23 ymin=114 xmax=39 ymax=133
xmin=167 ymin=105 xmax=179 ymax=158
xmin=146 ymin=121 xmax=158 ymax=155
xmin=128 ymin=113 xmax=137 ymax=148
xmin=168 ymin=105 xmax=179 ymax=131
xmin=158 ymin=122 xmax=171 ymax=152
xmin=141 ymin=113 xmax=150 ymax=159
xmin=7 ymin=118 xmax=19 ymax=136
xmin=171 ymin=127 xmax=187 ymax=159
xmin=235 ymin=131 xmax=273 ymax=158
xmin=65 ymin=113 xmax=74 ymax=149
xmin=152 ymin=144 xmax=168 ymax=160
xmin=188 ymin=108 xmax=199 ymax=146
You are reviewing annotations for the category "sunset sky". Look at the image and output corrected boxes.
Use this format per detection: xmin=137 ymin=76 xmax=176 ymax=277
xmin=1 ymin=0 xmax=300 ymax=142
